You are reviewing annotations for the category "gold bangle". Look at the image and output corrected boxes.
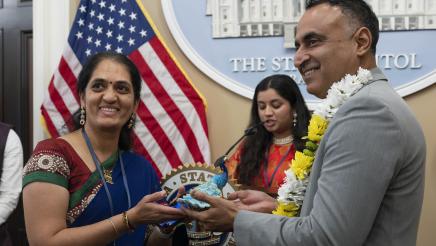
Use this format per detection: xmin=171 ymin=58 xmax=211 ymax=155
xmin=107 ymin=218 xmax=119 ymax=235
xmin=122 ymin=211 xmax=135 ymax=232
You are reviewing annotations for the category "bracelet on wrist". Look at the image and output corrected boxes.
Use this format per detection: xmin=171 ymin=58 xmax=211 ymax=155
xmin=107 ymin=218 xmax=119 ymax=235
xmin=122 ymin=211 xmax=135 ymax=233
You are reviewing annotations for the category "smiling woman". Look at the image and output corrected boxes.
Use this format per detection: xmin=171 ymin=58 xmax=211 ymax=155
xmin=225 ymin=74 xmax=311 ymax=197
xmin=22 ymin=52 xmax=186 ymax=246
xmin=80 ymin=59 xmax=138 ymax=135
xmin=73 ymin=52 xmax=142 ymax=150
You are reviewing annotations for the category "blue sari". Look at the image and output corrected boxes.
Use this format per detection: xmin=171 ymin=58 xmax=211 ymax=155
xmin=23 ymin=138 xmax=161 ymax=245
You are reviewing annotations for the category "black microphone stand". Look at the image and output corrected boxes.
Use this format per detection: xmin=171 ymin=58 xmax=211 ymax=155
xmin=213 ymin=122 xmax=264 ymax=167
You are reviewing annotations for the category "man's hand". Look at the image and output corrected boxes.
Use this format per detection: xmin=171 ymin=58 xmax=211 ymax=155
xmin=181 ymin=190 xmax=239 ymax=232
xmin=228 ymin=190 xmax=278 ymax=213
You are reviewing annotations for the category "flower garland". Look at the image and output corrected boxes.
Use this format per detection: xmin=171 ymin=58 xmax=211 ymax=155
xmin=273 ymin=67 xmax=372 ymax=217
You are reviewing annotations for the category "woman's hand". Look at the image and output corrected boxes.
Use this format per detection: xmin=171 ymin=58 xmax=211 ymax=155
xmin=128 ymin=191 xmax=186 ymax=227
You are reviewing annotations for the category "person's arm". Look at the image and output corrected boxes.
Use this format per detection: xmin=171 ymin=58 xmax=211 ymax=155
xmin=24 ymin=183 xmax=185 ymax=246
xmin=145 ymin=187 xmax=189 ymax=246
xmin=229 ymin=190 xmax=278 ymax=213
xmin=233 ymin=96 xmax=403 ymax=245
xmin=24 ymin=182 xmax=125 ymax=246
xmin=184 ymin=96 xmax=403 ymax=245
xmin=23 ymin=142 xmax=186 ymax=246
xmin=0 ymin=130 xmax=23 ymax=225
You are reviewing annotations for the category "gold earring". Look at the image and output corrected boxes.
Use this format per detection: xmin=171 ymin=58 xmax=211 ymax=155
xmin=80 ymin=107 xmax=86 ymax=126
xmin=293 ymin=112 xmax=297 ymax=127
xmin=128 ymin=114 xmax=136 ymax=129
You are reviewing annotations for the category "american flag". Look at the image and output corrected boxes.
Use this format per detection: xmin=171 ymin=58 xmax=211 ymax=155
xmin=41 ymin=0 xmax=210 ymax=177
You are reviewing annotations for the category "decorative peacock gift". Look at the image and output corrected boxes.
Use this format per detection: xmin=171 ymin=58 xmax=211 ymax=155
xmin=177 ymin=158 xmax=229 ymax=210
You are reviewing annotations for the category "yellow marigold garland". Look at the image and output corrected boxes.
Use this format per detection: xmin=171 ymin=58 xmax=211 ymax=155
xmin=290 ymin=151 xmax=315 ymax=180
xmin=273 ymin=116 xmax=328 ymax=216
xmin=308 ymin=114 xmax=329 ymax=142
xmin=273 ymin=67 xmax=372 ymax=217
xmin=273 ymin=202 xmax=299 ymax=217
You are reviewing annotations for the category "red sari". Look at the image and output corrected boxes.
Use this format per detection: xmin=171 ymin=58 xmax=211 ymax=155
xmin=226 ymin=142 xmax=295 ymax=196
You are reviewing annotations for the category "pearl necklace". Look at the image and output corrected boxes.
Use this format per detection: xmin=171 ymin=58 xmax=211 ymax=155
xmin=273 ymin=135 xmax=293 ymax=145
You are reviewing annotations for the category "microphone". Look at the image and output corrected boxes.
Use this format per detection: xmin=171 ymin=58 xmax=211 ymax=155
xmin=213 ymin=121 xmax=264 ymax=167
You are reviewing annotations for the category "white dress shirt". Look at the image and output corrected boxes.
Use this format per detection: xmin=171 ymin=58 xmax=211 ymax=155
xmin=0 ymin=130 xmax=23 ymax=225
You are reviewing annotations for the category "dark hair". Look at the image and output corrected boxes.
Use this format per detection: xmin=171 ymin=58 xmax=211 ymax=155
xmin=72 ymin=52 xmax=142 ymax=150
xmin=306 ymin=0 xmax=379 ymax=54
xmin=236 ymin=75 xmax=311 ymax=185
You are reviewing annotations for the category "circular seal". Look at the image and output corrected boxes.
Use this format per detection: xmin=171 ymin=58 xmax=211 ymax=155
xmin=161 ymin=163 xmax=239 ymax=246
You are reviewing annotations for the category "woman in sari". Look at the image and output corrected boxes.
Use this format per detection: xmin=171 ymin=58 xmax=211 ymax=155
xmin=23 ymin=52 xmax=184 ymax=245
xmin=226 ymin=75 xmax=311 ymax=197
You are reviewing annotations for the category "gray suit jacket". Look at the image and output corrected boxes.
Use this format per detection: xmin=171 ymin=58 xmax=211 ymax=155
xmin=234 ymin=68 xmax=426 ymax=246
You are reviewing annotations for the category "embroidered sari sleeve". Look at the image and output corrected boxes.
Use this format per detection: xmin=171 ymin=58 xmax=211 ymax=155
xmin=23 ymin=140 xmax=70 ymax=189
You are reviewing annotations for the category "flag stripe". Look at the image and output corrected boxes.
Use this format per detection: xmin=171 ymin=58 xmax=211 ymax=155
xmin=53 ymin=70 xmax=79 ymax=115
xmin=59 ymin=57 xmax=80 ymax=102
xmin=42 ymin=103 xmax=67 ymax=135
xmin=41 ymin=0 xmax=210 ymax=176
xmin=138 ymin=42 xmax=210 ymax=162
xmin=132 ymin=121 xmax=173 ymax=178
xmin=42 ymin=96 xmax=68 ymax=135
xmin=135 ymin=101 xmax=183 ymax=168
xmin=130 ymin=48 xmax=204 ymax=163
xmin=47 ymin=78 xmax=74 ymax=131
xmin=149 ymin=38 xmax=208 ymax=135
xmin=135 ymin=74 xmax=196 ymax=166
xmin=131 ymin=133 xmax=162 ymax=177
xmin=63 ymin=45 xmax=83 ymax=77
xmin=41 ymin=105 xmax=61 ymax=138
